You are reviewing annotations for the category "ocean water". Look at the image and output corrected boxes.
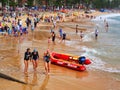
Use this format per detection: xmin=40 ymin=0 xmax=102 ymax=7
xmin=66 ymin=14 xmax=120 ymax=81
xmin=86 ymin=14 xmax=120 ymax=79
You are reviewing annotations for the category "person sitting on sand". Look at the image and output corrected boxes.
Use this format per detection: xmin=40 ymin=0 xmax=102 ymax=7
xmin=43 ymin=50 xmax=51 ymax=74
xmin=31 ymin=49 xmax=39 ymax=72
xmin=24 ymin=48 xmax=32 ymax=73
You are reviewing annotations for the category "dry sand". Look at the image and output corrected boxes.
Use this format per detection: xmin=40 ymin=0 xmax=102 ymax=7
xmin=0 ymin=11 xmax=120 ymax=90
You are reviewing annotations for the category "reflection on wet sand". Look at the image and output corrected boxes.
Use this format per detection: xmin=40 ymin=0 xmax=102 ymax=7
xmin=22 ymin=73 xmax=49 ymax=90
xmin=39 ymin=75 xmax=49 ymax=90
xmin=22 ymin=74 xmax=29 ymax=90
xmin=31 ymin=72 xmax=38 ymax=85
xmin=23 ymin=72 xmax=38 ymax=90
xmin=50 ymin=64 xmax=89 ymax=79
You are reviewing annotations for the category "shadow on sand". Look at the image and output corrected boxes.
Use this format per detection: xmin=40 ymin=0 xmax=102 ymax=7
xmin=0 ymin=72 xmax=27 ymax=84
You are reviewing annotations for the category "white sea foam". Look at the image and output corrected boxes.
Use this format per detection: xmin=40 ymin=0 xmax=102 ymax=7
xmin=83 ymin=34 xmax=93 ymax=42
xmin=82 ymin=46 xmax=98 ymax=54
xmin=65 ymin=28 xmax=120 ymax=73
xmin=66 ymin=41 xmax=77 ymax=46
xmin=66 ymin=41 xmax=120 ymax=73
xmin=92 ymin=13 xmax=120 ymax=21
xmin=82 ymin=48 xmax=120 ymax=73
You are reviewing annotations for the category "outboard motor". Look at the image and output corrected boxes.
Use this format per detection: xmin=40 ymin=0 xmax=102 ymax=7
xmin=78 ymin=56 xmax=86 ymax=65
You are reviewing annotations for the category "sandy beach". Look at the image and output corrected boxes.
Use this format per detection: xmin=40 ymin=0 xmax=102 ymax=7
xmin=0 ymin=11 xmax=120 ymax=90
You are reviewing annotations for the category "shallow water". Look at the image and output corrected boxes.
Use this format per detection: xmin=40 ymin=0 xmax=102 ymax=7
xmin=82 ymin=14 xmax=120 ymax=80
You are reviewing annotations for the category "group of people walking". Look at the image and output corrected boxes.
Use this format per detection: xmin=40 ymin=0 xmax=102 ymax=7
xmin=24 ymin=48 xmax=51 ymax=74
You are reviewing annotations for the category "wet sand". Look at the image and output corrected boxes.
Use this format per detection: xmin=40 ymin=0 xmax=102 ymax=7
xmin=0 ymin=11 xmax=120 ymax=90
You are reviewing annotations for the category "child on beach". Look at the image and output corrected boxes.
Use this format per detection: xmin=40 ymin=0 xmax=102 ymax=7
xmin=48 ymin=37 xmax=51 ymax=48
xmin=48 ymin=37 xmax=51 ymax=44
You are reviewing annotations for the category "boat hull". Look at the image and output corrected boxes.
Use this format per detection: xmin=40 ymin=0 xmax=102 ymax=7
xmin=50 ymin=52 xmax=91 ymax=71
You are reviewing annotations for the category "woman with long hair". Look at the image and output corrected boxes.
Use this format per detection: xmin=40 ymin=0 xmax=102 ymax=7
xmin=24 ymin=48 xmax=31 ymax=73
xmin=43 ymin=50 xmax=51 ymax=74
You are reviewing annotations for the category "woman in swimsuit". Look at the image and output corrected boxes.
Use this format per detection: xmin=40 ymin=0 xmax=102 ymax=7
xmin=24 ymin=48 xmax=31 ymax=73
xmin=31 ymin=49 xmax=39 ymax=71
xmin=43 ymin=50 xmax=51 ymax=74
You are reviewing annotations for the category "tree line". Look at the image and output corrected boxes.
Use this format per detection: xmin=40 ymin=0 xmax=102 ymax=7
xmin=0 ymin=0 xmax=120 ymax=9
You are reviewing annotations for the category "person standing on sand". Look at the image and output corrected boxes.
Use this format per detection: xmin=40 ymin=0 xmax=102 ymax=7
xmin=51 ymin=32 xmax=56 ymax=44
xmin=24 ymin=48 xmax=32 ymax=73
xmin=31 ymin=23 xmax=34 ymax=32
xmin=31 ymin=49 xmax=39 ymax=71
xmin=43 ymin=50 xmax=51 ymax=74
xmin=62 ymin=32 xmax=66 ymax=43
xmin=53 ymin=20 xmax=56 ymax=29
xmin=76 ymin=25 xmax=78 ymax=34
xmin=25 ymin=17 xmax=30 ymax=28
xmin=48 ymin=36 xmax=50 ymax=42
xmin=59 ymin=28 xmax=63 ymax=40
xmin=47 ymin=37 xmax=51 ymax=48
xmin=80 ymin=31 xmax=84 ymax=41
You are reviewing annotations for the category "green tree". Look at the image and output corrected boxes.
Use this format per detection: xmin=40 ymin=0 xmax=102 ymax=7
xmin=9 ymin=1 xmax=17 ymax=6
xmin=27 ymin=0 xmax=34 ymax=7
xmin=1 ymin=0 xmax=8 ymax=6
xmin=92 ymin=0 xmax=109 ymax=9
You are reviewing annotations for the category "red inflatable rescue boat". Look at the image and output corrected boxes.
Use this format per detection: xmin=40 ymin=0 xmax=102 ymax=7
xmin=50 ymin=52 xmax=91 ymax=71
